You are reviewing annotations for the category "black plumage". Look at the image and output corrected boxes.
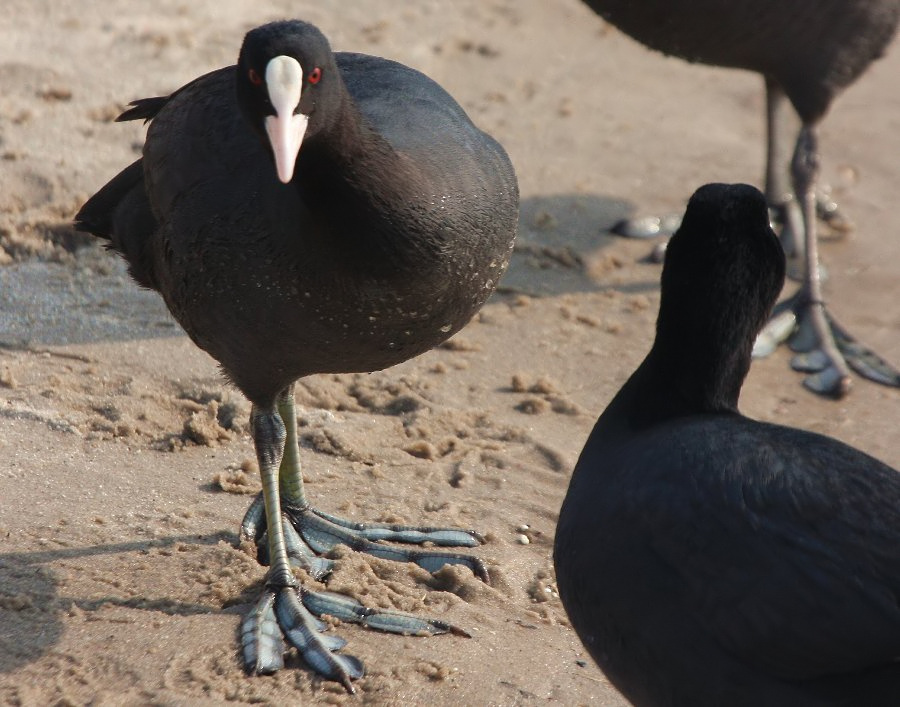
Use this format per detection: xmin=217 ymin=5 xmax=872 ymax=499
xmin=78 ymin=25 xmax=517 ymax=406
xmin=76 ymin=20 xmax=517 ymax=689
xmin=554 ymin=183 xmax=900 ymax=707
xmin=582 ymin=1 xmax=899 ymax=127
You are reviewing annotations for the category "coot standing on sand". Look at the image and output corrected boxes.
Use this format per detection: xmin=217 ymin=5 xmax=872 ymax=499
xmin=75 ymin=20 xmax=518 ymax=690
xmin=581 ymin=0 xmax=900 ymax=396
xmin=554 ymin=183 xmax=900 ymax=706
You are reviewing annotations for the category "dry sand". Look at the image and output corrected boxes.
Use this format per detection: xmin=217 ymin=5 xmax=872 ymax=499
xmin=1 ymin=1 xmax=899 ymax=704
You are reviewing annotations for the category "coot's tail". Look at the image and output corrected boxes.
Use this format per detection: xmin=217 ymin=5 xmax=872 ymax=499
xmin=73 ymin=92 xmax=169 ymax=240
xmin=74 ymin=159 xmax=143 ymax=240
xmin=73 ymin=79 xmax=225 ymax=290
xmin=74 ymin=159 xmax=158 ymax=290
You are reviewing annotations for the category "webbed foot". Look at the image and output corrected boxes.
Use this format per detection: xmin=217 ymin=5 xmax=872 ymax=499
xmin=241 ymin=575 xmax=471 ymax=692
xmin=753 ymin=291 xmax=900 ymax=396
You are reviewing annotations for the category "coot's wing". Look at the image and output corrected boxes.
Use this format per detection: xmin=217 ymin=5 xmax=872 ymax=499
xmin=74 ymin=68 xmax=238 ymax=290
xmin=74 ymin=159 xmax=145 ymax=240
xmin=73 ymin=157 xmax=158 ymax=289
xmin=658 ymin=422 xmax=900 ymax=680
xmin=336 ymin=52 xmax=517 ymax=200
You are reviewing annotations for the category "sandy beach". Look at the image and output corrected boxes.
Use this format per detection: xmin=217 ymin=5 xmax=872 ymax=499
xmin=1 ymin=1 xmax=899 ymax=704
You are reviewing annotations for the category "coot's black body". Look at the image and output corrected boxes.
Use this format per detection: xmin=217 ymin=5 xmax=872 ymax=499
xmin=582 ymin=0 xmax=899 ymax=126
xmin=554 ymin=184 xmax=900 ymax=706
xmin=79 ymin=51 xmax=517 ymax=408
xmin=76 ymin=20 xmax=517 ymax=689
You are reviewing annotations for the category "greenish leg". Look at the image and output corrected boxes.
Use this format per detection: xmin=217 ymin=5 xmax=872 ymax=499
xmin=276 ymin=384 xmax=308 ymax=509
xmin=250 ymin=405 xmax=293 ymax=589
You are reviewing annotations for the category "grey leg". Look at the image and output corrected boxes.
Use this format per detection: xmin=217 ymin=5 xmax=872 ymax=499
xmin=241 ymin=403 xmax=365 ymax=691
xmin=239 ymin=385 xmax=487 ymax=690
xmin=786 ymin=125 xmax=852 ymax=396
xmin=242 ymin=384 xmax=487 ymax=577
xmin=754 ymin=100 xmax=899 ymax=390
xmin=764 ymin=77 xmax=804 ymax=259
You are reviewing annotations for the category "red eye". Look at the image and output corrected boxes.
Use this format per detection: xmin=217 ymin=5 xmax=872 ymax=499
xmin=248 ymin=69 xmax=262 ymax=86
xmin=308 ymin=67 xmax=322 ymax=84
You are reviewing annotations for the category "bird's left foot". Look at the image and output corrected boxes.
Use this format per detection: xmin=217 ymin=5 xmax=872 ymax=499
xmin=753 ymin=291 xmax=900 ymax=396
xmin=240 ymin=495 xmax=489 ymax=581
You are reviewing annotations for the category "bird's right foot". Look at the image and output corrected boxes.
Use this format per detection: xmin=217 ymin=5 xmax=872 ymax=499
xmin=241 ymin=566 xmax=472 ymax=691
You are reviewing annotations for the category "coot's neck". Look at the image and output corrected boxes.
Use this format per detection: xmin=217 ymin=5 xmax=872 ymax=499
xmin=597 ymin=318 xmax=751 ymax=439
xmin=290 ymin=90 xmax=437 ymax=269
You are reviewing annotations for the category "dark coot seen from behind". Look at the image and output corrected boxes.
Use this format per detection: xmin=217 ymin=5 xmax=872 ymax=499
xmin=75 ymin=19 xmax=518 ymax=691
xmin=580 ymin=0 xmax=900 ymax=396
xmin=554 ymin=183 xmax=900 ymax=707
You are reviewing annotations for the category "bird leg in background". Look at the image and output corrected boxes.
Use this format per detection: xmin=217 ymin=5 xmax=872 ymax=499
xmin=785 ymin=125 xmax=853 ymax=396
xmin=765 ymin=79 xmax=851 ymax=263
xmin=764 ymin=78 xmax=804 ymax=260
xmin=754 ymin=124 xmax=900 ymax=393
xmin=753 ymin=110 xmax=900 ymax=397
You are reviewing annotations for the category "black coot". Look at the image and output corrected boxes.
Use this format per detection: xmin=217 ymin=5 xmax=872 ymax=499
xmin=554 ymin=183 xmax=900 ymax=707
xmin=76 ymin=20 xmax=518 ymax=690
xmin=582 ymin=0 xmax=900 ymax=396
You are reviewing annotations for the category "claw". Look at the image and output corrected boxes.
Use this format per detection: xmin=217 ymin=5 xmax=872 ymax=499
xmin=785 ymin=307 xmax=897 ymax=393
xmin=239 ymin=390 xmax=486 ymax=690
xmin=790 ymin=349 xmax=829 ymax=373
xmin=362 ymin=543 xmax=490 ymax=581
xmin=751 ymin=286 xmax=898 ymax=395
xmin=241 ymin=583 xmax=468 ymax=691
xmin=292 ymin=509 xmax=490 ymax=582
xmin=787 ymin=308 xmax=819 ymax=354
xmin=240 ymin=493 xmax=266 ymax=543
xmin=282 ymin=519 xmax=335 ymax=579
xmin=801 ymin=365 xmax=852 ymax=399
xmin=791 ymin=349 xmax=852 ymax=396
xmin=239 ymin=485 xmax=486 ymax=689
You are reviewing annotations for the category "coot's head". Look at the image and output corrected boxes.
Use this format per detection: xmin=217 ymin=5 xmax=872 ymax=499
xmin=237 ymin=20 xmax=340 ymax=183
xmin=656 ymin=184 xmax=785 ymax=393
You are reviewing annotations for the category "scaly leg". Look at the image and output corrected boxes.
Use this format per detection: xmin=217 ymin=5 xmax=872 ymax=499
xmin=240 ymin=403 xmax=365 ymax=690
xmin=754 ymin=125 xmax=900 ymax=395
xmin=788 ymin=125 xmax=852 ymax=396
xmin=240 ymin=385 xmax=487 ymax=690
xmin=241 ymin=385 xmax=487 ymax=578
